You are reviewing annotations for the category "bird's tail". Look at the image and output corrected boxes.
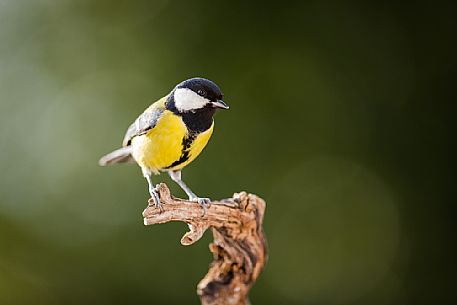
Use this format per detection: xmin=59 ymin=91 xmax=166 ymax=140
xmin=99 ymin=146 xmax=134 ymax=166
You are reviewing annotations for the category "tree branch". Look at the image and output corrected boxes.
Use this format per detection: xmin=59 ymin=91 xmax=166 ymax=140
xmin=142 ymin=183 xmax=268 ymax=305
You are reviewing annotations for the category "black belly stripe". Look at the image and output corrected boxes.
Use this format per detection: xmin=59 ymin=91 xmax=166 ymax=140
xmin=164 ymin=132 xmax=197 ymax=169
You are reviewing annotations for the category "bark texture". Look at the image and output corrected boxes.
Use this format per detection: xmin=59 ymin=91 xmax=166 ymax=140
xmin=142 ymin=183 xmax=267 ymax=305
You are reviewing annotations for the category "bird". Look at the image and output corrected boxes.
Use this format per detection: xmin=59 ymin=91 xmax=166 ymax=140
xmin=99 ymin=77 xmax=229 ymax=208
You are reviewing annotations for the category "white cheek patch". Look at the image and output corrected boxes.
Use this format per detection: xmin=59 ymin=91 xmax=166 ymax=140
xmin=174 ymin=88 xmax=209 ymax=112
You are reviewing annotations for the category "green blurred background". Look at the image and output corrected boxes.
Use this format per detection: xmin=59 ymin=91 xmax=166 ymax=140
xmin=1 ymin=0 xmax=455 ymax=304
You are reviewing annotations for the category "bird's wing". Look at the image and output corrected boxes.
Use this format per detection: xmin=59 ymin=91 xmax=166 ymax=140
xmin=122 ymin=96 xmax=168 ymax=147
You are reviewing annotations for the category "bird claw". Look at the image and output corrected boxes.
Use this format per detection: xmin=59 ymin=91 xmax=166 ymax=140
xmin=148 ymin=185 xmax=164 ymax=212
xmin=148 ymin=197 xmax=164 ymax=212
xmin=190 ymin=197 xmax=211 ymax=215
xmin=192 ymin=197 xmax=211 ymax=206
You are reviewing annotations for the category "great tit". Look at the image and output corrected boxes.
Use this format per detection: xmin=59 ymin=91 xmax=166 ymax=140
xmin=99 ymin=77 xmax=229 ymax=207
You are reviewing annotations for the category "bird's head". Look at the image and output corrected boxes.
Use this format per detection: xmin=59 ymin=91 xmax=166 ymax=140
xmin=167 ymin=77 xmax=229 ymax=114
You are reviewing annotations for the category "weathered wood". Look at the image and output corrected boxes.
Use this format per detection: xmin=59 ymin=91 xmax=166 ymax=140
xmin=142 ymin=183 xmax=267 ymax=305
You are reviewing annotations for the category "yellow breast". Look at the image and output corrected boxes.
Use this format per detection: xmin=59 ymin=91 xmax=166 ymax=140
xmin=131 ymin=110 xmax=214 ymax=174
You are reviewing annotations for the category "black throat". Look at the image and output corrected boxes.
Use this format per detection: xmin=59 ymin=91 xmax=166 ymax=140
xmin=166 ymin=95 xmax=215 ymax=133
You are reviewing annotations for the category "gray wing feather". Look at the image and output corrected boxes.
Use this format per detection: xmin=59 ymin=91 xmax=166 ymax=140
xmin=122 ymin=108 xmax=164 ymax=146
xmin=99 ymin=146 xmax=134 ymax=166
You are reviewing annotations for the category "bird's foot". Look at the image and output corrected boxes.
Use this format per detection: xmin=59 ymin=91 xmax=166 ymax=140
xmin=148 ymin=185 xmax=164 ymax=212
xmin=190 ymin=197 xmax=211 ymax=215
xmin=148 ymin=197 xmax=164 ymax=211
xmin=199 ymin=197 xmax=211 ymax=205
xmin=191 ymin=197 xmax=211 ymax=205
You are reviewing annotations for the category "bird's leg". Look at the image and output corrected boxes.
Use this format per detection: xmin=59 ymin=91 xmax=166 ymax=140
xmin=168 ymin=170 xmax=211 ymax=206
xmin=144 ymin=171 xmax=163 ymax=211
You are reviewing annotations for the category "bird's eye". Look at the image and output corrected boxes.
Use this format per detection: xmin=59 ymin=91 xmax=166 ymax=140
xmin=197 ymin=89 xmax=206 ymax=97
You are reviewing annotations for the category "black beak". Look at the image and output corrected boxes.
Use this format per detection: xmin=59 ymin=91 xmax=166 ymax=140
xmin=212 ymin=99 xmax=230 ymax=109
